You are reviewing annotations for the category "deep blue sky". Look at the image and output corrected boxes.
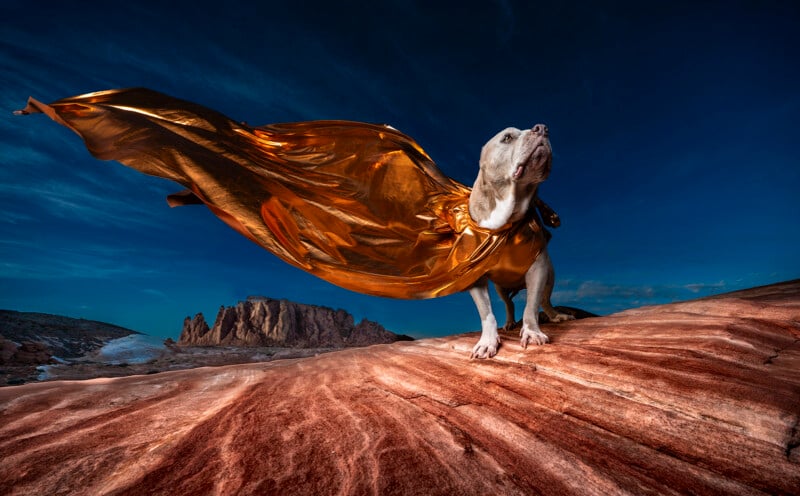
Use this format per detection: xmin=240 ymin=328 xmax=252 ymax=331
xmin=1 ymin=1 xmax=798 ymax=339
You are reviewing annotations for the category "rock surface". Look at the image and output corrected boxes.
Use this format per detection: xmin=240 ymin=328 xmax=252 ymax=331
xmin=0 ymin=341 xmax=53 ymax=366
xmin=179 ymin=296 xmax=411 ymax=347
xmin=1 ymin=281 xmax=799 ymax=495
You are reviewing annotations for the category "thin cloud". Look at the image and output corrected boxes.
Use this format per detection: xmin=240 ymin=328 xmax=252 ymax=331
xmin=0 ymin=174 xmax=172 ymax=229
xmin=0 ymin=210 xmax=34 ymax=224
xmin=0 ymin=256 xmax=157 ymax=281
xmin=141 ymin=288 xmax=170 ymax=301
xmin=684 ymin=281 xmax=727 ymax=293
xmin=505 ymin=278 xmax=732 ymax=315
xmin=0 ymin=239 xmax=171 ymax=280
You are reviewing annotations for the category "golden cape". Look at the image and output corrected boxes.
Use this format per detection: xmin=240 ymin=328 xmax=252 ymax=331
xmin=19 ymin=88 xmax=547 ymax=299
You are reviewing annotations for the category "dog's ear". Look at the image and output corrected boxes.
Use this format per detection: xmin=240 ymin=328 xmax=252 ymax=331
xmin=534 ymin=196 xmax=560 ymax=228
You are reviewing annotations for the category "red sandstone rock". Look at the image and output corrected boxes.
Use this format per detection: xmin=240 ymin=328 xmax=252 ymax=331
xmin=1 ymin=281 xmax=799 ymax=495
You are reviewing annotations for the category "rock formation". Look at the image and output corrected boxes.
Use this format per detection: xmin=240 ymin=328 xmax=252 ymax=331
xmin=178 ymin=297 xmax=410 ymax=347
xmin=1 ymin=280 xmax=798 ymax=495
xmin=180 ymin=313 xmax=210 ymax=343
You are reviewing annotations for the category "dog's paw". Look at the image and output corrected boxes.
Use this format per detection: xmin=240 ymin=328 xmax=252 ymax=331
xmin=520 ymin=325 xmax=549 ymax=349
xmin=471 ymin=336 xmax=501 ymax=359
xmin=502 ymin=320 xmax=518 ymax=332
xmin=550 ymin=313 xmax=575 ymax=323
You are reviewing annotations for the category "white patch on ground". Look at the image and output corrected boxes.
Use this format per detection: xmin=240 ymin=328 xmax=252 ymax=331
xmin=97 ymin=334 xmax=166 ymax=365
xmin=36 ymin=365 xmax=54 ymax=381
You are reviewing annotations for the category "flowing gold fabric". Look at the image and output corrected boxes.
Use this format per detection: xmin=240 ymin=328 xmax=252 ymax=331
xmin=19 ymin=88 xmax=546 ymax=298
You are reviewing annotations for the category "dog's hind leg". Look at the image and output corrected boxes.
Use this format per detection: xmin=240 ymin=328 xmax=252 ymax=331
xmin=520 ymin=249 xmax=552 ymax=348
xmin=540 ymin=255 xmax=576 ymax=324
xmin=495 ymin=285 xmax=520 ymax=332
xmin=469 ymin=280 xmax=501 ymax=358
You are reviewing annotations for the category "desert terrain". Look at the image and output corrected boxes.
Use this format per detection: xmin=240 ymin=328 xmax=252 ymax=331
xmin=1 ymin=281 xmax=798 ymax=495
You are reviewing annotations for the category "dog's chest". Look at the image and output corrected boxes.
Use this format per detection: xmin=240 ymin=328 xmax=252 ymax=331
xmin=486 ymin=220 xmax=545 ymax=289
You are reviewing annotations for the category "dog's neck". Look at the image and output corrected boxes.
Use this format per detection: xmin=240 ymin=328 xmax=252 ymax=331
xmin=469 ymin=171 xmax=536 ymax=230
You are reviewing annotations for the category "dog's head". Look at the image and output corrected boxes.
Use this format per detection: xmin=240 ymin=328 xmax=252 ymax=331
xmin=479 ymin=124 xmax=552 ymax=188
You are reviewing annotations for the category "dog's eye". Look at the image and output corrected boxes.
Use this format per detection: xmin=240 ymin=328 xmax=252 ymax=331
xmin=501 ymin=133 xmax=514 ymax=143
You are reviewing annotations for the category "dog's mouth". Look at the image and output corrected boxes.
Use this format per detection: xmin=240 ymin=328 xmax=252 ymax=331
xmin=512 ymin=163 xmax=527 ymax=180
xmin=512 ymin=143 xmax=549 ymax=181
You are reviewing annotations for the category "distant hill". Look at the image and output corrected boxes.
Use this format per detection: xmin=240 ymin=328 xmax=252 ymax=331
xmin=0 ymin=310 xmax=138 ymax=360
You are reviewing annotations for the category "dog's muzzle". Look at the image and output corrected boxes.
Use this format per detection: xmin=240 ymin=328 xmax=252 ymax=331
xmin=512 ymin=124 xmax=551 ymax=180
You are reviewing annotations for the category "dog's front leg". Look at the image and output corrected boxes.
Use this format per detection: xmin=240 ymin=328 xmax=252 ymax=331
xmin=469 ymin=281 xmax=501 ymax=358
xmin=520 ymin=249 xmax=552 ymax=348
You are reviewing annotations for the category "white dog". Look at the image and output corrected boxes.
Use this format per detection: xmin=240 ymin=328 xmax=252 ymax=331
xmin=467 ymin=124 xmax=573 ymax=358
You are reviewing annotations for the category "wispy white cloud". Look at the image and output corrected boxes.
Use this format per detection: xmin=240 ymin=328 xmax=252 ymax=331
xmin=0 ymin=210 xmax=35 ymax=225
xmin=563 ymin=281 xmax=664 ymax=300
xmin=0 ymin=256 xmax=154 ymax=281
xmin=0 ymin=142 xmax=54 ymax=170
xmin=506 ymin=278 xmax=732 ymax=315
xmin=0 ymin=172 xmax=172 ymax=229
xmin=0 ymin=239 xmax=173 ymax=280
xmin=684 ymin=281 xmax=726 ymax=293
xmin=141 ymin=288 xmax=170 ymax=300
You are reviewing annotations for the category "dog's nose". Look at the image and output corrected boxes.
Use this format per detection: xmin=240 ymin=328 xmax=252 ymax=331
xmin=532 ymin=124 xmax=548 ymax=137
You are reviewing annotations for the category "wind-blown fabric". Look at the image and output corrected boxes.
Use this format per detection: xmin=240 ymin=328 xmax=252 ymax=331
xmin=19 ymin=88 xmax=545 ymax=298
